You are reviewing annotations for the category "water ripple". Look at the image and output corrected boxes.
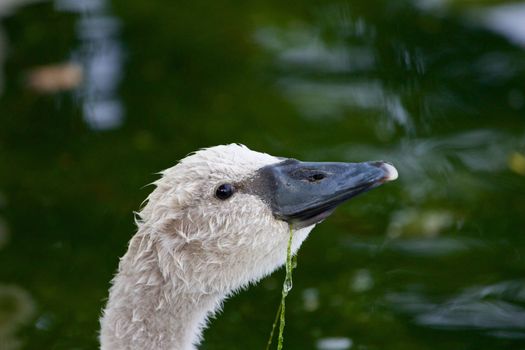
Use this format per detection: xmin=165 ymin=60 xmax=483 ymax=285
xmin=386 ymin=280 xmax=525 ymax=337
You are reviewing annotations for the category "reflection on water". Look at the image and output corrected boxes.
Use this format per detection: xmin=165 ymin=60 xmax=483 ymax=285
xmin=316 ymin=337 xmax=352 ymax=350
xmin=416 ymin=0 xmax=525 ymax=50
xmin=302 ymin=287 xmax=320 ymax=312
xmin=56 ymin=0 xmax=124 ymax=130
xmin=310 ymin=129 xmax=525 ymax=203
xmin=509 ymin=151 xmax=525 ymax=176
xmin=27 ymin=63 xmax=83 ymax=93
xmin=0 ymin=285 xmax=36 ymax=350
xmin=386 ymin=280 xmax=525 ymax=337
xmin=0 ymin=0 xmax=124 ymax=129
xmin=254 ymin=25 xmax=376 ymax=73
xmin=387 ymin=208 xmax=456 ymax=238
xmin=350 ymin=269 xmax=374 ymax=293
xmin=255 ymin=24 xmax=413 ymax=135
xmin=478 ymin=3 xmax=525 ymax=48
xmin=386 ymin=237 xmax=476 ymax=257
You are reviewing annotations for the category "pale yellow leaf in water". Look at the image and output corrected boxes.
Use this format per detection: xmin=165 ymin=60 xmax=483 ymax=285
xmin=508 ymin=152 xmax=525 ymax=176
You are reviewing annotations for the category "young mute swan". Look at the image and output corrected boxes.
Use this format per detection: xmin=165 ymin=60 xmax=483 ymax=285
xmin=100 ymin=144 xmax=398 ymax=350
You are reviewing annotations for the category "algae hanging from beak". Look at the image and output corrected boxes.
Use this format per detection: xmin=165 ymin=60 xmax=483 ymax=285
xmin=266 ymin=224 xmax=297 ymax=350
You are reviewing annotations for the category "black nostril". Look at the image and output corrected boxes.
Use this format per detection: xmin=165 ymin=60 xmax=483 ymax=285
xmin=306 ymin=173 xmax=327 ymax=182
xmin=289 ymin=168 xmax=328 ymax=182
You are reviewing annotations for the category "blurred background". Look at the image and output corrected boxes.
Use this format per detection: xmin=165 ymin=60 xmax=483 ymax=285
xmin=1 ymin=0 xmax=525 ymax=349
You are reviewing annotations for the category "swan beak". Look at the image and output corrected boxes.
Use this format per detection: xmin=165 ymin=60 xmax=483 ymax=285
xmin=260 ymin=159 xmax=398 ymax=229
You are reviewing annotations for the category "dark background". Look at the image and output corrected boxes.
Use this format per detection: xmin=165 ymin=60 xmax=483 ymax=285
xmin=1 ymin=0 xmax=525 ymax=349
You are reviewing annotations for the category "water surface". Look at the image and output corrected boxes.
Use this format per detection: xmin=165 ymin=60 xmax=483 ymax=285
xmin=1 ymin=0 xmax=525 ymax=349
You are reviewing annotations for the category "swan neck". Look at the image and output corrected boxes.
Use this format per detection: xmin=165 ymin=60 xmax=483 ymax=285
xmin=100 ymin=233 xmax=224 ymax=350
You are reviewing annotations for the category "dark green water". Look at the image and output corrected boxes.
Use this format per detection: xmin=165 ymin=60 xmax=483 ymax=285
xmin=1 ymin=0 xmax=525 ymax=349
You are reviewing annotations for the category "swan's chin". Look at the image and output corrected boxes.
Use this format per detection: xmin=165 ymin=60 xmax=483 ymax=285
xmin=291 ymin=207 xmax=336 ymax=229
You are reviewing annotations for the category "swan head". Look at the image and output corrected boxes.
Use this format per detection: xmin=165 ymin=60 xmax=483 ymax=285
xmin=137 ymin=144 xmax=397 ymax=295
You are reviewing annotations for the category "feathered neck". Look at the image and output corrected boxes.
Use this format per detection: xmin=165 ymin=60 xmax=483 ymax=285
xmin=99 ymin=230 xmax=225 ymax=350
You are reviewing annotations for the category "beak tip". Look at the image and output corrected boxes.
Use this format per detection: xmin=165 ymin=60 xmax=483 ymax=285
xmin=381 ymin=163 xmax=398 ymax=181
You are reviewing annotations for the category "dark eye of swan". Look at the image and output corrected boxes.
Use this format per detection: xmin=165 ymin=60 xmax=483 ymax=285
xmin=215 ymin=183 xmax=234 ymax=200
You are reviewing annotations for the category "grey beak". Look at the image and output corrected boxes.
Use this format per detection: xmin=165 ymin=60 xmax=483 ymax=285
xmin=259 ymin=159 xmax=398 ymax=229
